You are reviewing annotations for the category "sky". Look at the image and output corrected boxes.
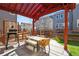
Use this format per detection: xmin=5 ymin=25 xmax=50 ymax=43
xmin=17 ymin=15 xmax=33 ymax=24
xmin=17 ymin=10 xmax=64 ymax=24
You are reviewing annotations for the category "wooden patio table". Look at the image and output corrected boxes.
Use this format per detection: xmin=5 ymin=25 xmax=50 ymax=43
xmin=27 ymin=36 xmax=50 ymax=52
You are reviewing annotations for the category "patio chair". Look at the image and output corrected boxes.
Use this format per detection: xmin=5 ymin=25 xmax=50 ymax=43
xmin=38 ymin=38 xmax=50 ymax=55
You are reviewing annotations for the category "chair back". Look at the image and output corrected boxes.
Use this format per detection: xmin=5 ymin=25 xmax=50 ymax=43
xmin=38 ymin=38 xmax=50 ymax=48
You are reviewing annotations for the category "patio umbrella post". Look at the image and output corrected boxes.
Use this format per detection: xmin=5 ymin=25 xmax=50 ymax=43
xmin=64 ymin=6 xmax=68 ymax=51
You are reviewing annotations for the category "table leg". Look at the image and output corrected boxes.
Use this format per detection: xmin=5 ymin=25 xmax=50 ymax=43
xmin=37 ymin=42 xmax=40 ymax=52
xmin=48 ymin=44 xmax=50 ymax=56
xmin=6 ymin=34 xmax=9 ymax=49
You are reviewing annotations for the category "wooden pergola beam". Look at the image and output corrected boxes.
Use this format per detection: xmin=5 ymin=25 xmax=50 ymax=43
xmin=28 ymin=4 xmax=39 ymax=16
xmin=30 ymin=4 xmax=42 ymax=17
xmin=24 ymin=4 xmax=34 ymax=16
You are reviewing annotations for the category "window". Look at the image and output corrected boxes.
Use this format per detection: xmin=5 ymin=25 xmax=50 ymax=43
xmin=57 ymin=15 xmax=58 ymax=19
xmin=56 ymin=24 xmax=58 ymax=28
xmin=60 ymin=24 xmax=62 ymax=27
xmin=61 ymin=14 xmax=63 ymax=18
xmin=78 ymin=24 xmax=79 ymax=27
xmin=60 ymin=14 xmax=64 ymax=19
xmin=77 ymin=19 xmax=79 ymax=27
xmin=56 ymin=23 xmax=64 ymax=29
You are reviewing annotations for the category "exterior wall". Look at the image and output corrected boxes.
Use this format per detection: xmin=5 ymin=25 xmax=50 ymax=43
xmin=73 ymin=4 xmax=79 ymax=30
xmin=68 ymin=10 xmax=73 ymax=30
xmin=50 ymin=11 xmax=72 ymax=30
xmin=0 ymin=10 xmax=17 ymax=33
xmin=35 ymin=16 xmax=53 ymax=31
xmin=49 ymin=11 xmax=65 ymax=30
xmin=35 ymin=10 xmax=70 ymax=31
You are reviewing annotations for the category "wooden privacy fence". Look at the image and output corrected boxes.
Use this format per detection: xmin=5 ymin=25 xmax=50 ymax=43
xmin=0 ymin=33 xmax=6 ymax=45
xmin=35 ymin=30 xmax=54 ymax=38
xmin=57 ymin=33 xmax=79 ymax=41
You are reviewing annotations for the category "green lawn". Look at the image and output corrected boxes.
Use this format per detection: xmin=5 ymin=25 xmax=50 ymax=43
xmin=53 ymin=37 xmax=79 ymax=56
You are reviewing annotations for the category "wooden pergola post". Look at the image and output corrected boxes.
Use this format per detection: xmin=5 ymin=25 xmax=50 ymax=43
xmin=32 ymin=19 xmax=35 ymax=35
xmin=2 ymin=20 xmax=6 ymax=44
xmin=64 ymin=6 xmax=69 ymax=51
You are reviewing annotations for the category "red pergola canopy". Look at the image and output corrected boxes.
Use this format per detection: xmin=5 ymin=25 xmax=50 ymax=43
xmin=0 ymin=3 xmax=75 ymax=22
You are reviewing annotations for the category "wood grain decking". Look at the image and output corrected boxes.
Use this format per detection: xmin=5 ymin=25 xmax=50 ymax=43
xmin=0 ymin=39 xmax=69 ymax=56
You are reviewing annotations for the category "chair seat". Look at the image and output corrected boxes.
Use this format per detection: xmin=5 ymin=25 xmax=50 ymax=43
xmin=26 ymin=40 xmax=37 ymax=46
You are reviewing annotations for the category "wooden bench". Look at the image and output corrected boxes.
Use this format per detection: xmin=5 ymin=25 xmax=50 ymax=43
xmin=25 ymin=39 xmax=37 ymax=51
